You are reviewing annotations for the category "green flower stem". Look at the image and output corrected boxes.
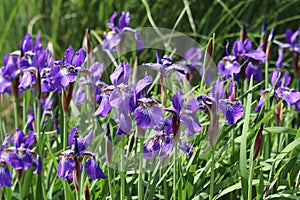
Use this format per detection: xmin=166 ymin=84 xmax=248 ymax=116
xmin=107 ymin=167 xmax=113 ymax=200
xmin=13 ymin=95 xmax=19 ymax=129
xmin=63 ymin=111 xmax=68 ymax=150
xmin=76 ymin=188 xmax=80 ymax=200
xmin=19 ymin=180 xmax=22 ymax=200
xmin=163 ymin=168 xmax=168 ymax=200
xmin=120 ymin=136 xmax=125 ymax=200
xmin=138 ymin=137 xmax=144 ymax=200
xmin=248 ymin=160 xmax=255 ymax=200
xmin=173 ymin=142 xmax=178 ymax=200
xmin=63 ymin=110 xmax=68 ymax=199
xmin=209 ymin=149 xmax=215 ymax=200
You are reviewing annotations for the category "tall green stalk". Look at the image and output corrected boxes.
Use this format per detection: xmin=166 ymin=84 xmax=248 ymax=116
xmin=107 ymin=167 xmax=113 ymax=200
xmin=138 ymin=137 xmax=144 ymax=200
xmin=248 ymin=159 xmax=255 ymax=200
xmin=209 ymin=149 xmax=215 ymax=200
xmin=63 ymin=110 xmax=68 ymax=200
xmin=173 ymin=143 xmax=178 ymax=200
xmin=13 ymin=95 xmax=19 ymax=129
xmin=120 ymin=136 xmax=125 ymax=200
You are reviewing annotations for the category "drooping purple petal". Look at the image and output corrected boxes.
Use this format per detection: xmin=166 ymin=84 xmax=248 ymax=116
xmin=74 ymin=88 xmax=86 ymax=105
xmin=219 ymin=99 xmax=244 ymax=125
xmin=276 ymin=87 xmax=300 ymax=105
xmin=144 ymin=137 xmax=161 ymax=159
xmin=0 ymin=159 xmax=12 ymax=187
xmin=85 ymin=158 xmax=107 ymax=180
xmin=245 ymin=62 xmax=263 ymax=82
xmin=90 ymin=62 xmax=104 ymax=83
xmin=245 ymin=49 xmax=266 ymax=62
xmin=117 ymin=113 xmax=132 ymax=134
xmin=0 ymin=73 xmax=11 ymax=94
xmin=134 ymin=99 xmax=165 ymax=130
xmin=178 ymin=140 xmax=193 ymax=157
xmin=19 ymin=71 xmax=33 ymax=90
xmin=134 ymin=107 xmax=151 ymax=128
xmin=185 ymin=98 xmax=199 ymax=115
xmin=8 ymin=148 xmax=32 ymax=171
xmin=134 ymin=31 xmax=145 ymax=51
xmin=180 ymin=114 xmax=202 ymax=136
xmin=94 ymin=94 xmax=112 ymax=117
xmin=102 ymin=32 xmax=121 ymax=51
xmin=109 ymin=84 xmax=131 ymax=114
xmin=58 ymin=153 xmax=75 ymax=180
xmin=31 ymin=151 xmax=42 ymax=174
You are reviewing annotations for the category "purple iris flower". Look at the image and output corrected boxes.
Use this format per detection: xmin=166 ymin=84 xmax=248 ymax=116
xmin=219 ymin=32 xmax=265 ymax=81
xmin=142 ymin=52 xmax=185 ymax=77
xmin=178 ymin=47 xmax=212 ymax=85
xmin=143 ymin=126 xmax=194 ymax=159
xmin=50 ymin=46 xmax=86 ymax=89
xmin=165 ymin=90 xmax=202 ymax=137
xmin=74 ymin=62 xmax=105 ymax=105
xmin=255 ymin=69 xmax=300 ymax=111
xmin=143 ymin=126 xmax=176 ymax=160
xmin=276 ymin=28 xmax=300 ymax=68
xmin=197 ymin=78 xmax=243 ymax=148
xmin=233 ymin=38 xmax=266 ymax=62
xmin=143 ymin=132 xmax=165 ymax=159
xmin=178 ymin=139 xmax=194 ymax=157
xmin=94 ymin=62 xmax=152 ymax=135
xmin=1 ymin=129 xmax=42 ymax=174
xmin=198 ymin=77 xmax=244 ymax=126
xmin=1 ymin=34 xmax=53 ymax=94
xmin=218 ymin=40 xmax=241 ymax=79
xmin=134 ymin=97 xmax=165 ymax=130
xmin=58 ymin=128 xmax=107 ymax=180
xmin=103 ymin=11 xmax=144 ymax=51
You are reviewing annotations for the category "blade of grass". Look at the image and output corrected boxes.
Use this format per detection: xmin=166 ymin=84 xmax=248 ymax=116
xmin=240 ymin=76 xmax=253 ymax=199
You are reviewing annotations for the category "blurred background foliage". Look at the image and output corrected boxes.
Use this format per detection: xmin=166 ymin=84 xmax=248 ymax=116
xmin=1 ymin=0 xmax=299 ymax=61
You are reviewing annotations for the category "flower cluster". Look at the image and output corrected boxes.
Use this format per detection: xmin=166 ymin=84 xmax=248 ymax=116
xmin=218 ymin=25 xmax=266 ymax=81
xmin=58 ymin=128 xmax=106 ymax=182
xmin=0 ymin=33 xmax=86 ymax=96
xmin=0 ymin=129 xmax=42 ymax=187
